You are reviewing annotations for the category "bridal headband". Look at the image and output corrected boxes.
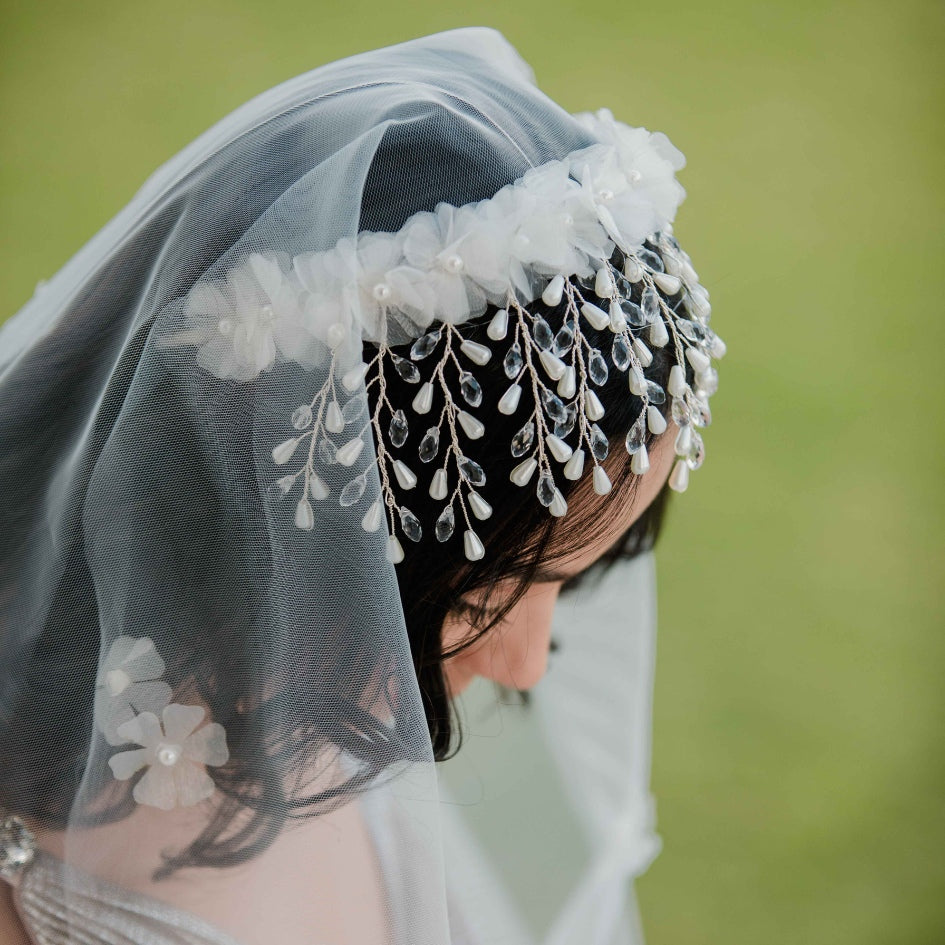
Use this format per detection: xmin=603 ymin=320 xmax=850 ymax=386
xmin=158 ymin=108 xmax=725 ymax=564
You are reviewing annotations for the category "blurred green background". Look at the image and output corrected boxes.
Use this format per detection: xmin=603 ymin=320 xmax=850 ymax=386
xmin=1 ymin=1 xmax=942 ymax=941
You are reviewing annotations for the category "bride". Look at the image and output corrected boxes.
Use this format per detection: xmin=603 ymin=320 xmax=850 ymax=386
xmin=0 ymin=27 xmax=723 ymax=945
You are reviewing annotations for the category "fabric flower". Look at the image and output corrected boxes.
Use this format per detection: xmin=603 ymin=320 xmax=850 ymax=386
xmin=94 ymin=636 xmax=172 ymax=746
xmin=183 ymin=251 xmax=316 ymax=381
xmin=108 ymin=704 xmax=229 ymax=810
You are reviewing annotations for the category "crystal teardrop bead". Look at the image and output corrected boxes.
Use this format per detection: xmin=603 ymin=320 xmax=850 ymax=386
xmin=341 ymin=394 xmax=367 ymax=423
xmin=649 ymin=316 xmax=669 ymax=347
xmin=460 ymin=340 xmax=492 ymax=366
xmin=553 ymin=325 xmax=574 ymax=356
xmin=593 ymin=466 xmax=612 ymax=495
xmin=668 ymin=459 xmax=690 ymax=493
xmin=646 ymin=380 xmax=666 ymax=405
xmin=459 ymin=372 xmax=483 ymax=407
xmin=641 ymin=286 xmax=660 ymax=323
xmin=638 ymin=248 xmax=664 ymax=272
xmin=361 ymin=499 xmax=382 ymax=532
xmin=588 ymin=349 xmax=609 ymax=386
xmin=546 ymin=433 xmax=573 ymax=463
xmin=589 ymin=424 xmax=609 ymax=461
xmin=536 ymin=474 xmax=556 ymax=506
xmin=400 ymin=507 xmax=423 ymax=542
xmin=274 ymin=474 xmax=296 ymax=495
xmin=584 ymin=389 xmax=605 ymax=421
xmin=386 ymin=535 xmax=405 ymax=563
xmin=389 ymin=409 xmax=409 ymax=447
xmin=686 ymin=432 xmax=705 ymax=470
xmin=675 ymin=424 xmax=692 ymax=456
xmin=620 ymin=299 xmax=646 ymax=328
xmin=510 ymin=457 xmax=538 ymax=486
xmin=625 ymin=413 xmax=646 ymax=454
xmin=310 ymin=475 xmax=330 ymax=501
xmin=533 ymin=316 xmax=554 ymax=351
xmin=540 ymin=389 xmax=567 ymax=423
xmin=318 ymin=437 xmax=338 ymax=464
xmin=292 ymin=405 xmax=313 ymax=430
xmin=412 ymin=381 xmax=434 ymax=414
xmin=410 ymin=330 xmax=440 ymax=360
xmin=631 ymin=444 xmax=650 ymax=474
xmin=503 ymin=343 xmax=524 ymax=380
xmin=457 ymin=410 xmax=485 ymax=439
xmin=325 ymin=400 xmax=345 ymax=433
xmin=429 ymin=468 xmax=448 ymax=500
xmin=647 ymin=405 xmax=667 ymax=435
xmin=458 ymin=455 xmax=486 ymax=486
xmin=391 ymin=354 xmax=421 ymax=384
xmin=435 ymin=504 xmax=455 ymax=542
xmin=463 ymin=529 xmax=485 ymax=561
xmin=419 ymin=426 xmax=440 ymax=462
xmin=335 ymin=437 xmax=364 ymax=467
xmin=339 ymin=473 xmax=368 ymax=507
xmin=542 ymin=274 xmax=565 ymax=307
xmin=295 ymin=498 xmax=315 ymax=530
xmin=511 ymin=421 xmax=535 ymax=457
xmin=696 ymin=367 xmax=719 ymax=397
xmin=467 ymin=491 xmax=493 ymax=521
xmin=677 ymin=318 xmax=707 ymax=343
xmin=554 ymin=402 xmax=578 ymax=438
xmin=563 ymin=448 xmax=585 ymax=480
xmin=691 ymin=396 xmax=712 ymax=428
xmin=487 ymin=308 xmax=509 ymax=340
xmin=498 ymin=383 xmax=522 ymax=415
xmin=549 ymin=489 xmax=568 ymax=517
xmin=393 ymin=459 xmax=418 ymax=489
xmin=557 ymin=366 xmax=577 ymax=399
xmin=611 ymin=336 xmax=631 ymax=371
xmin=581 ymin=302 xmax=610 ymax=330
xmin=671 ymin=396 xmax=692 ymax=426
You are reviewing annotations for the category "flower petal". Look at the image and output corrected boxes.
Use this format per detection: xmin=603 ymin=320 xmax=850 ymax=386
xmin=108 ymin=747 xmax=151 ymax=781
xmin=183 ymin=722 xmax=229 ymax=767
xmin=115 ymin=711 xmax=163 ymax=748
xmin=133 ymin=764 xmax=178 ymax=810
xmin=161 ymin=703 xmax=206 ymax=743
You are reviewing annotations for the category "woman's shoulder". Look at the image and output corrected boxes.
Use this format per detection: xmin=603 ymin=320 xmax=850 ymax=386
xmin=0 ymin=884 xmax=32 ymax=945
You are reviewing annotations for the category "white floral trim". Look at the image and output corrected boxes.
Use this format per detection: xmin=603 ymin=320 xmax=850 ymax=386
xmin=94 ymin=635 xmax=173 ymax=746
xmin=96 ymin=635 xmax=230 ymax=809
xmin=157 ymin=109 xmax=686 ymax=381
xmin=107 ymin=704 xmax=229 ymax=811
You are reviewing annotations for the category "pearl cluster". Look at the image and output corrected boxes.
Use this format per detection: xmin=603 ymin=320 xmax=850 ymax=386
xmin=270 ymin=229 xmax=724 ymax=562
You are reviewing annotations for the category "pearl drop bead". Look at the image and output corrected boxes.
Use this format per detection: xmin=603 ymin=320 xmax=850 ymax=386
xmin=460 ymin=340 xmax=492 ymax=366
xmin=581 ymin=302 xmax=610 ymax=331
xmin=668 ymin=364 xmax=687 ymax=398
xmin=510 ymin=457 xmax=538 ymax=486
xmin=325 ymin=400 xmax=344 ymax=433
xmin=539 ymin=349 xmax=567 ymax=381
xmin=686 ymin=347 xmax=711 ymax=373
xmin=393 ymin=460 xmax=417 ymax=490
xmin=675 ymin=424 xmax=692 ymax=456
xmin=463 ymin=529 xmax=485 ymax=561
xmin=592 ymin=466 xmax=612 ymax=495
xmin=646 ymin=405 xmax=667 ymax=435
xmin=549 ymin=489 xmax=568 ymax=517
xmin=429 ymin=468 xmax=448 ymax=500
xmin=487 ymin=308 xmax=509 ymax=340
xmin=295 ymin=498 xmax=314 ymax=531
xmin=498 ymin=383 xmax=522 ymax=415
xmin=669 ymin=459 xmax=690 ymax=493
xmin=595 ymin=267 xmax=616 ymax=299
xmin=584 ymin=390 xmax=606 ymax=421
xmin=563 ymin=448 xmax=585 ymax=480
xmin=361 ymin=500 xmax=383 ymax=532
xmin=653 ymin=272 xmax=682 ymax=295
xmin=412 ymin=381 xmax=434 ymax=414
xmin=649 ymin=317 xmax=669 ymax=348
xmin=457 ymin=410 xmax=485 ymax=439
xmin=542 ymin=275 xmax=565 ymax=307
xmin=310 ymin=476 xmax=330 ymax=500
xmin=342 ymin=363 xmax=368 ymax=391
xmin=631 ymin=444 xmax=650 ymax=475
xmin=386 ymin=535 xmax=405 ymax=564
xmin=326 ymin=322 xmax=347 ymax=349
xmin=467 ymin=491 xmax=493 ymax=521
xmin=557 ymin=366 xmax=577 ymax=399
xmin=336 ymin=437 xmax=365 ymax=467
xmin=545 ymin=434 xmax=573 ymax=463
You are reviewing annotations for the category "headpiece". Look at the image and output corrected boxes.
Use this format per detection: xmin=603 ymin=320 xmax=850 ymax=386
xmin=158 ymin=108 xmax=724 ymax=563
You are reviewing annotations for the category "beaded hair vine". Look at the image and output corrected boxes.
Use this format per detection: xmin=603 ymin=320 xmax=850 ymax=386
xmin=158 ymin=109 xmax=725 ymax=563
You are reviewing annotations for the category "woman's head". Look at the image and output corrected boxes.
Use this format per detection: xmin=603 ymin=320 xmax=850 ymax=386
xmin=363 ymin=240 xmax=699 ymax=756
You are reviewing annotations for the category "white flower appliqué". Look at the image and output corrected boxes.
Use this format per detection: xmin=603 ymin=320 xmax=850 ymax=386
xmin=94 ymin=636 xmax=173 ymax=746
xmin=107 ymin=703 xmax=229 ymax=811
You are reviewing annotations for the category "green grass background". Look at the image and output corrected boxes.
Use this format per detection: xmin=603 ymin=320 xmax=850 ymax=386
xmin=1 ymin=1 xmax=942 ymax=941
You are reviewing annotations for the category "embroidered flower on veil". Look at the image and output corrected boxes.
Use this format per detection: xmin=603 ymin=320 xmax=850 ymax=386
xmin=94 ymin=635 xmax=173 ymax=746
xmin=107 ymin=703 xmax=230 ymax=811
